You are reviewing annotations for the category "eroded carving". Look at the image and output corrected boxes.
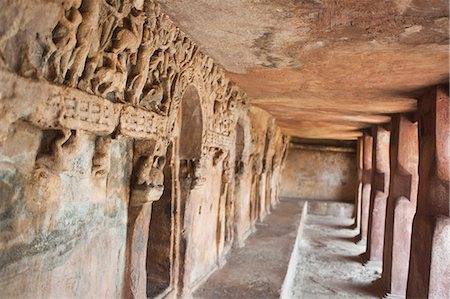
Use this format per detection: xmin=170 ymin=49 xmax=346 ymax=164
xmin=46 ymin=0 xmax=83 ymax=83
xmin=35 ymin=129 xmax=83 ymax=174
xmin=118 ymin=105 xmax=165 ymax=139
xmin=131 ymin=138 xmax=168 ymax=206
xmin=92 ymin=136 xmax=112 ymax=177
xmin=28 ymin=95 xmax=120 ymax=135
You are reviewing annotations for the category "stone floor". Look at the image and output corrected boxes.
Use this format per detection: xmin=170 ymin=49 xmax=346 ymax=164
xmin=193 ymin=200 xmax=382 ymax=299
xmin=289 ymin=214 xmax=381 ymax=299
xmin=193 ymin=198 xmax=306 ymax=299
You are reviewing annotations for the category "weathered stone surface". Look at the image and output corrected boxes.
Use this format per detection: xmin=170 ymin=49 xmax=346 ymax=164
xmin=358 ymin=134 xmax=373 ymax=242
xmin=365 ymin=126 xmax=390 ymax=262
xmin=353 ymin=137 xmax=363 ymax=230
xmin=407 ymin=85 xmax=450 ymax=299
xmin=0 ymin=122 xmax=131 ymax=298
xmin=280 ymin=144 xmax=357 ymax=202
xmin=157 ymin=0 xmax=448 ymax=139
xmin=381 ymin=115 xmax=418 ymax=298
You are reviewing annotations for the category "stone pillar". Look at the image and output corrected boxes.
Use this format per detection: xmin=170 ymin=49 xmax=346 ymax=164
xmin=125 ymin=140 xmax=166 ymax=299
xmin=358 ymin=134 xmax=373 ymax=241
xmin=381 ymin=115 xmax=418 ymax=298
xmin=407 ymin=85 xmax=450 ymax=299
xmin=365 ymin=125 xmax=390 ymax=262
xmin=125 ymin=188 xmax=163 ymax=299
xmin=353 ymin=137 xmax=364 ymax=230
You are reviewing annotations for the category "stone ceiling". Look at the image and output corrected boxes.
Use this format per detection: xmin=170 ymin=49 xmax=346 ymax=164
xmin=158 ymin=0 xmax=449 ymax=140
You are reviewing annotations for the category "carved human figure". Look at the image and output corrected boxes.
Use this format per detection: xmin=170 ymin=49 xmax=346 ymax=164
xmin=49 ymin=0 xmax=83 ymax=83
xmin=66 ymin=0 xmax=100 ymax=87
xmin=126 ymin=23 xmax=158 ymax=105
xmin=92 ymin=137 xmax=112 ymax=178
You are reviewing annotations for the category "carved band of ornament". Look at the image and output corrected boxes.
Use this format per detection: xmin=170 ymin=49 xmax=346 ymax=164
xmin=29 ymin=95 xmax=121 ymax=135
xmin=119 ymin=105 xmax=166 ymax=139
xmin=205 ymin=130 xmax=231 ymax=150
xmin=1 ymin=68 xmax=168 ymax=139
xmin=31 ymin=95 xmax=168 ymax=139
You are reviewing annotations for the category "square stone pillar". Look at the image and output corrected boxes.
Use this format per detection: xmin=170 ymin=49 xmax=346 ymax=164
xmin=353 ymin=137 xmax=364 ymax=230
xmin=407 ymin=85 xmax=450 ymax=299
xmin=358 ymin=134 xmax=373 ymax=242
xmin=365 ymin=125 xmax=390 ymax=263
xmin=381 ymin=115 xmax=418 ymax=298
xmin=125 ymin=187 xmax=163 ymax=299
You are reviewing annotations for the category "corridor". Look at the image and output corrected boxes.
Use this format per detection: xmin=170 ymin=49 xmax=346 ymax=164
xmin=195 ymin=201 xmax=382 ymax=299
xmin=194 ymin=198 xmax=306 ymax=299
xmin=0 ymin=0 xmax=448 ymax=298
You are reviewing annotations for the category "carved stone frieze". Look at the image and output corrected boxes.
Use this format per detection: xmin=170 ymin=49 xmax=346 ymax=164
xmin=29 ymin=95 xmax=121 ymax=135
xmin=92 ymin=136 xmax=113 ymax=177
xmin=118 ymin=105 xmax=166 ymax=139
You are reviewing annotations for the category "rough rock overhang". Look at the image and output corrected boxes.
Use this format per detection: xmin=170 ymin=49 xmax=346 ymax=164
xmin=158 ymin=0 xmax=449 ymax=140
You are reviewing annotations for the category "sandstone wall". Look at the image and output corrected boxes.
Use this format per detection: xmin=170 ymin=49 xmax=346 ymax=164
xmin=280 ymin=146 xmax=357 ymax=202
xmin=0 ymin=0 xmax=289 ymax=298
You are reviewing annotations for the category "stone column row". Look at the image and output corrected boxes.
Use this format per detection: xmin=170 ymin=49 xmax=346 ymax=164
xmin=354 ymin=85 xmax=449 ymax=299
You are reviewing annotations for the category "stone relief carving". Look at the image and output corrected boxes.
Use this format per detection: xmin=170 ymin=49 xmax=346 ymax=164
xmin=2 ymin=0 xmax=273 ymax=198
xmin=46 ymin=0 xmax=83 ymax=83
xmin=92 ymin=136 xmax=112 ymax=177
xmin=118 ymin=105 xmax=165 ymax=139
xmin=35 ymin=129 xmax=83 ymax=174
xmin=27 ymin=95 xmax=121 ymax=135
xmin=130 ymin=138 xmax=168 ymax=206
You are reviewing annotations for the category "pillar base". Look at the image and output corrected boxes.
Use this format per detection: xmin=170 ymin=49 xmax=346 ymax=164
xmin=383 ymin=293 xmax=405 ymax=299
xmin=363 ymin=259 xmax=382 ymax=269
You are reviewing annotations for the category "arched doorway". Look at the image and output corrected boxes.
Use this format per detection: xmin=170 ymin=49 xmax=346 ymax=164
xmin=146 ymin=85 xmax=203 ymax=298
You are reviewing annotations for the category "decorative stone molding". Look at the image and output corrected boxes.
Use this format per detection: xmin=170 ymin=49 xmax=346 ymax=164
xmin=29 ymin=95 xmax=121 ymax=135
xmin=119 ymin=105 xmax=166 ymax=139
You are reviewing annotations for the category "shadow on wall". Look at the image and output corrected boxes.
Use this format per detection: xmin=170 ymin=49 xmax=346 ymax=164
xmin=280 ymin=145 xmax=357 ymax=203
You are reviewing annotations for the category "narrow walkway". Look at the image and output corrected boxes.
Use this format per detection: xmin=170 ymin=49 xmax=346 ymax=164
xmin=194 ymin=198 xmax=306 ymax=299
xmin=289 ymin=213 xmax=381 ymax=299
